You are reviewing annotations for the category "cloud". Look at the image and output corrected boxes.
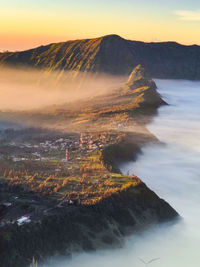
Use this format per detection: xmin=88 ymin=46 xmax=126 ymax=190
xmin=174 ymin=10 xmax=200 ymax=21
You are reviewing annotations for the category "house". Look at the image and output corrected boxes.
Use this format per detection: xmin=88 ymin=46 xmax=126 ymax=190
xmin=3 ymin=202 xmax=12 ymax=207
xmin=12 ymin=157 xmax=21 ymax=162
xmin=17 ymin=215 xmax=31 ymax=226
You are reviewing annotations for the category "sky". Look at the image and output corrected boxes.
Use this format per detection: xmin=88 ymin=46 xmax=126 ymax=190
xmin=0 ymin=0 xmax=200 ymax=51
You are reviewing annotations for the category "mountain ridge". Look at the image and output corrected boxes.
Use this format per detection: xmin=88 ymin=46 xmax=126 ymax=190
xmin=0 ymin=34 xmax=200 ymax=79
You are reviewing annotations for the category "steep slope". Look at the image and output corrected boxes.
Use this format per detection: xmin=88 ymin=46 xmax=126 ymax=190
xmin=122 ymin=64 xmax=165 ymax=108
xmin=0 ymin=34 xmax=200 ymax=79
xmin=0 ymin=183 xmax=178 ymax=267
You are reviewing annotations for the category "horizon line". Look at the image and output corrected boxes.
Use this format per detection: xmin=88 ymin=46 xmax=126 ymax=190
xmin=0 ymin=34 xmax=199 ymax=53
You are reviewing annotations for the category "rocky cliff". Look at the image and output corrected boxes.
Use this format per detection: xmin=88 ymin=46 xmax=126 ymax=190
xmin=0 ymin=34 xmax=200 ymax=79
xmin=0 ymin=182 xmax=178 ymax=267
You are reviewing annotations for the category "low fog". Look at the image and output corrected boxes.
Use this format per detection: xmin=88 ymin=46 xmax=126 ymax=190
xmin=41 ymin=79 xmax=200 ymax=267
xmin=0 ymin=66 xmax=125 ymax=111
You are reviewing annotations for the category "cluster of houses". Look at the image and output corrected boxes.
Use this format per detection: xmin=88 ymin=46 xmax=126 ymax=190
xmin=80 ymin=133 xmax=98 ymax=151
xmin=9 ymin=133 xmax=106 ymax=163
xmin=2 ymin=132 xmax=120 ymax=168
xmin=7 ymin=136 xmax=80 ymax=163
xmin=79 ymin=132 xmax=118 ymax=151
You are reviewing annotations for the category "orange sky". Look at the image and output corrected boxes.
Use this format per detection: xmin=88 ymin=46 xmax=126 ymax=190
xmin=1 ymin=0 xmax=200 ymax=51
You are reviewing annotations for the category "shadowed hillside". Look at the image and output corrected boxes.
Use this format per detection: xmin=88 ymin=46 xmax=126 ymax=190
xmin=0 ymin=34 xmax=200 ymax=79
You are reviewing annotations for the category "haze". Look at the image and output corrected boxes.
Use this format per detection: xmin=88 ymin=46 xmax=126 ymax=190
xmin=0 ymin=67 xmax=125 ymax=111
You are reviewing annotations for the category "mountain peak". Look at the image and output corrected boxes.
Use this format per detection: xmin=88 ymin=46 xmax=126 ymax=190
xmin=127 ymin=65 xmax=148 ymax=84
xmin=101 ymin=34 xmax=123 ymax=40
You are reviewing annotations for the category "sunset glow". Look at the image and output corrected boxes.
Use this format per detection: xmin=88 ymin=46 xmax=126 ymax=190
xmin=1 ymin=0 xmax=200 ymax=51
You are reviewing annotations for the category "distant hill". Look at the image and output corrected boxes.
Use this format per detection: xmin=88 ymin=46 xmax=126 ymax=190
xmin=1 ymin=34 xmax=200 ymax=79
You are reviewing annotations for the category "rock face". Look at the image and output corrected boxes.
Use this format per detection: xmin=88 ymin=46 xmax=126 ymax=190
xmin=123 ymin=64 xmax=166 ymax=108
xmin=0 ymin=184 xmax=178 ymax=267
xmin=0 ymin=34 xmax=200 ymax=79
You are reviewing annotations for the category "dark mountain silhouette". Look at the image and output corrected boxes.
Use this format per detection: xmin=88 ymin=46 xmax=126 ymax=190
xmin=0 ymin=34 xmax=200 ymax=79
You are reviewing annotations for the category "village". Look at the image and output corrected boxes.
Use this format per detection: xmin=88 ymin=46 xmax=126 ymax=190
xmin=0 ymin=129 xmax=136 ymax=229
xmin=0 ymin=131 xmax=120 ymax=164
